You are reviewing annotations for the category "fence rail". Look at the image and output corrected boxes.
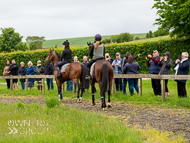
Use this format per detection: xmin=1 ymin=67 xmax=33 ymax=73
xmin=0 ymin=74 xmax=190 ymax=102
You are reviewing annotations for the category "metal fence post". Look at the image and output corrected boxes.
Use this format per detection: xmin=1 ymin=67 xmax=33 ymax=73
xmin=161 ymin=79 xmax=165 ymax=102
xmin=139 ymin=78 xmax=142 ymax=97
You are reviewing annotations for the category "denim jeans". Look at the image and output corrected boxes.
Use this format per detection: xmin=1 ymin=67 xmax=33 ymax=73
xmin=56 ymin=61 xmax=69 ymax=67
xmin=128 ymin=78 xmax=139 ymax=96
xmin=46 ymin=78 xmax=54 ymax=90
xmin=122 ymin=78 xmax=128 ymax=94
xmin=21 ymin=82 xmax=25 ymax=90
xmin=115 ymin=78 xmax=122 ymax=91
xmin=66 ymin=80 xmax=73 ymax=92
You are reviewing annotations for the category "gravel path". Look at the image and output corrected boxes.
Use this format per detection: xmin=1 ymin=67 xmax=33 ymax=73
xmin=0 ymin=95 xmax=190 ymax=142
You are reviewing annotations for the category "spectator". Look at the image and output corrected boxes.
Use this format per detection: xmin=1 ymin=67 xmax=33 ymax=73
xmin=73 ymin=56 xmax=79 ymax=93
xmin=105 ymin=53 xmax=114 ymax=64
xmin=158 ymin=52 xmax=173 ymax=97
xmin=121 ymin=52 xmax=141 ymax=95
xmin=174 ymin=52 xmax=189 ymax=98
xmin=3 ymin=60 xmax=11 ymax=89
xmin=9 ymin=59 xmax=18 ymax=90
xmin=82 ymin=56 xmax=89 ymax=92
xmin=112 ymin=52 xmax=122 ymax=91
xmin=27 ymin=61 xmax=35 ymax=90
xmin=19 ymin=62 xmax=26 ymax=90
xmin=34 ymin=60 xmax=45 ymax=91
xmin=123 ymin=56 xmax=140 ymax=96
xmin=146 ymin=50 xmax=161 ymax=96
xmin=45 ymin=62 xmax=54 ymax=91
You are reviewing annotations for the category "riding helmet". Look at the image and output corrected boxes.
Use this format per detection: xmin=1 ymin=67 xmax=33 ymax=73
xmin=94 ymin=34 xmax=102 ymax=41
xmin=63 ymin=40 xmax=69 ymax=47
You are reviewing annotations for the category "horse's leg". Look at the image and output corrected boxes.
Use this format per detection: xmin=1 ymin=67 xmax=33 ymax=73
xmin=73 ymin=79 xmax=81 ymax=102
xmin=79 ymin=77 xmax=84 ymax=102
xmin=91 ymin=80 xmax=96 ymax=105
xmin=108 ymin=81 xmax=112 ymax=108
xmin=56 ymin=78 xmax=62 ymax=101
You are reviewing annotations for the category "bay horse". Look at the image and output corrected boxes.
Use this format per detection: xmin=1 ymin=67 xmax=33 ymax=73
xmin=87 ymin=42 xmax=114 ymax=109
xmin=45 ymin=49 xmax=87 ymax=102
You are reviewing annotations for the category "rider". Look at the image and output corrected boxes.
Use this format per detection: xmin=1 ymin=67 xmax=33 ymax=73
xmin=85 ymin=34 xmax=105 ymax=79
xmin=56 ymin=40 xmax=72 ymax=77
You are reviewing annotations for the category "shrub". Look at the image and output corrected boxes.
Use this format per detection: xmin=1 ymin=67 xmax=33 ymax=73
xmin=45 ymin=97 xmax=60 ymax=108
xmin=102 ymin=38 xmax=111 ymax=44
xmin=135 ymin=36 xmax=140 ymax=40
xmin=154 ymin=29 xmax=170 ymax=37
xmin=17 ymin=101 xmax=24 ymax=109
xmin=110 ymin=33 xmax=133 ymax=43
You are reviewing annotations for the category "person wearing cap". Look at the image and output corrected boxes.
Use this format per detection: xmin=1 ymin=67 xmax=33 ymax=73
xmin=112 ymin=52 xmax=123 ymax=91
xmin=121 ymin=52 xmax=142 ymax=95
xmin=146 ymin=50 xmax=161 ymax=96
xmin=19 ymin=62 xmax=27 ymax=90
xmin=105 ymin=53 xmax=114 ymax=65
xmin=85 ymin=34 xmax=105 ymax=79
xmin=34 ymin=60 xmax=45 ymax=91
xmin=56 ymin=40 xmax=72 ymax=77
xmin=9 ymin=59 xmax=19 ymax=90
xmin=174 ymin=52 xmax=189 ymax=98
xmin=158 ymin=52 xmax=173 ymax=97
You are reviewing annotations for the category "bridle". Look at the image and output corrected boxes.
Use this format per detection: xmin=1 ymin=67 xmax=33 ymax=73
xmin=46 ymin=51 xmax=60 ymax=64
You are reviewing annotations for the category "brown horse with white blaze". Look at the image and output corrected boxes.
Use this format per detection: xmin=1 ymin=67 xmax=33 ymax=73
xmin=45 ymin=49 xmax=87 ymax=102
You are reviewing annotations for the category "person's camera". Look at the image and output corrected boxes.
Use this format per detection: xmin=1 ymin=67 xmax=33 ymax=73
xmin=176 ymin=56 xmax=181 ymax=60
xmin=146 ymin=54 xmax=150 ymax=59
xmin=106 ymin=56 xmax=109 ymax=58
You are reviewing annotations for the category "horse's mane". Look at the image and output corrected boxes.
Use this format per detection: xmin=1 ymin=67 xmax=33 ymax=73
xmin=55 ymin=52 xmax=61 ymax=60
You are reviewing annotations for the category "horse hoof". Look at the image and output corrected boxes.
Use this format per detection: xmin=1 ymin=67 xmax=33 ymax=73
xmin=108 ymin=102 xmax=112 ymax=108
xmin=103 ymin=108 xmax=106 ymax=111
xmin=59 ymin=99 xmax=62 ymax=101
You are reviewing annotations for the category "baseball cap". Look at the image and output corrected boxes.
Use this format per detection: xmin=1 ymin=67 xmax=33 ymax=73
xmin=153 ymin=50 xmax=159 ymax=53
xmin=116 ymin=52 xmax=120 ymax=56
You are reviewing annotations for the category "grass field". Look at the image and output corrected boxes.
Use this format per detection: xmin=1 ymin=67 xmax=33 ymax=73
xmin=0 ymin=79 xmax=190 ymax=110
xmin=42 ymin=33 xmax=146 ymax=48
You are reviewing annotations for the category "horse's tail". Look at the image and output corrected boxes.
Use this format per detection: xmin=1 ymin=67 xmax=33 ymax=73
xmin=101 ymin=63 xmax=109 ymax=93
xmin=80 ymin=64 xmax=88 ymax=84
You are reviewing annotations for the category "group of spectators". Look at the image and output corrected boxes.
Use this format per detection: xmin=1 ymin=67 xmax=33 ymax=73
xmin=3 ymin=50 xmax=189 ymax=98
xmin=3 ymin=60 xmax=54 ymax=91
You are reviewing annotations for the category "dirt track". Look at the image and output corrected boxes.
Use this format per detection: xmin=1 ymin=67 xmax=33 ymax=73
xmin=0 ymin=95 xmax=190 ymax=142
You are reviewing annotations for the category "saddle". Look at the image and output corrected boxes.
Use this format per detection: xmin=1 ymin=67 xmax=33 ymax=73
xmin=60 ymin=63 xmax=70 ymax=74
xmin=90 ymin=62 xmax=96 ymax=76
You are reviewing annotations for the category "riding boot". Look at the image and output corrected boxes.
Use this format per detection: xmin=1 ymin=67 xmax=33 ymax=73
xmin=56 ymin=67 xmax=61 ymax=77
xmin=85 ymin=68 xmax=92 ymax=80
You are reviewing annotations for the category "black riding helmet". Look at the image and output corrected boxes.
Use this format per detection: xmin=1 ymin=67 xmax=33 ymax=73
xmin=63 ymin=40 xmax=69 ymax=47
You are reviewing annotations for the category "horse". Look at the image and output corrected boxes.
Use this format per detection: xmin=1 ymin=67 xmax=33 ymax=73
xmin=87 ymin=42 xmax=114 ymax=109
xmin=45 ymin=49 xmax=87 ymax=102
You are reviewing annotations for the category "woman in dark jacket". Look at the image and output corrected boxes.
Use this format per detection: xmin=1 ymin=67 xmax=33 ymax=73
xmin=158 ymin=52 xmax=173 ymax=97
xmin=19 ymin=62 xmax=27 ymax=90
xmin=34 ymin=60 xmax=45 ymax=91
xmin=123 ymin=56 xmax=140 ymax=96
xmin=27 ymin=61 xmax=35 ymax=90
xmin=174 ymin=52 xmax=189 ymax=98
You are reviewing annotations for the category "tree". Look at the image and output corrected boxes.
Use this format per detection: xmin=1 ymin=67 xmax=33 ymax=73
xmin=26 ymin=36 xmax=45 ymax=50
xmin=146 ymin=33 xmax=150 ymax=38
xmin=154 ymin=28 xmax=170 ymax=37
xmin=149 ymin=31 xmax=153 ymax=38
xmin=152 ymin=0 xmax=190 ymax=38
xmin=0 ymin=27 xmax=28 ymax=52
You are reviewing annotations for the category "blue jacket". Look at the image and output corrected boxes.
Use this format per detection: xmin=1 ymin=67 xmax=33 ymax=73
xmin=19 ymin=66 xmax=26 ymax=82
xmin=123 ymin=62 xmax=140 ymax=74
xmin=112 ymin=58 xmax=122 ymax=74
xmin=27 ymin=66 xmax=35 ymax=82
xmin=175 ymin=59 xmax=189 ymax=83
xmin=149 ymin=56 xmax=161 ymax=74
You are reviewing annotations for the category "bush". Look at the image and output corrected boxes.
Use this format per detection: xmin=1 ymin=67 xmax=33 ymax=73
xmin=135 ymin=36 xmax=140 ymax=40
xmin=111 ymin=33 xmax=134 ymax=43
xmin=45 ymin=97 xmax=60 ymax=108
xmin=102 ymin=38 xmax=111 ymax=44
xmin=17 ymin=101 xmax=24 ymax=109
xmin=154 ymin=29 xmax=170 ymax=37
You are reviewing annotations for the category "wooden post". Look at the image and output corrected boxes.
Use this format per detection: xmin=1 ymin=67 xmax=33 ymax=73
xmin=112 ymin=78 xmax=115 ymax=95
xmin=25 ymin=78 xmax=28 ymax=90
xmin=42 ymin=78 xmax=45 ymax=93
xmin=10 ymin=76 xmax=13 ymax=91
xmin=62 ymin=83 xmax=64 ymax=93
xmin=139 ymin=78 xmax=142 ymax=97
xmin=161 ymin=79 xmax=165 ymax=102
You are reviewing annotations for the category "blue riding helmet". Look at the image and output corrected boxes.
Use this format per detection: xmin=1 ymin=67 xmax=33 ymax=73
xmin=95 ymin=34 xmax=102 ymax=41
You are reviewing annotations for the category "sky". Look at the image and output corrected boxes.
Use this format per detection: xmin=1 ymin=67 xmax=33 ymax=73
xmin=0 ymin=0 xmax=159 ymax=41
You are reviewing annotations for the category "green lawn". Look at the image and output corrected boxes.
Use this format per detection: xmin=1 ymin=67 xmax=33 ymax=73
xmin=42 ymin=33 xmax=146 ymax=48
xmin=0 ymin=79 xmax=190 ymax=109
xmin=0 ymin=102 xmax=144 ymax=143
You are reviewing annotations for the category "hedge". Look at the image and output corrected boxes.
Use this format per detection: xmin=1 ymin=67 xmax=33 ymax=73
xmin=0 ymin=38 xmax=190 ymax=76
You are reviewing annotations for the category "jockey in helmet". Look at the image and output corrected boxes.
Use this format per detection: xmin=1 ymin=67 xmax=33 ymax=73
xmin=56 ymin=40 xmax=72 ymax=77
xmin=85 ymin=34 xmax=105 ymax=79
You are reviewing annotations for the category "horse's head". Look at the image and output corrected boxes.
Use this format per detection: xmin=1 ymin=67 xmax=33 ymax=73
xmin=45 ymin=49 xmax=55 ymax=63
xmin=87 ymin=42 xmax=94 ymax=50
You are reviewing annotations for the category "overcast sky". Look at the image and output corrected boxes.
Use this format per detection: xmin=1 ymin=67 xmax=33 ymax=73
xmin=0 ymin=0 xmax=158 ymax=41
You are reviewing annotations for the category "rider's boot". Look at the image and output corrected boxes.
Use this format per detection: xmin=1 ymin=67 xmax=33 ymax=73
xmin=85 ymin=68 xmax=92 ymax=80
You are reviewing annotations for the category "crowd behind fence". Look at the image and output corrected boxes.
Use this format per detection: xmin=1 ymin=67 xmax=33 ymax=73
xmin=0 ymin=74 xmax=190 ymax=102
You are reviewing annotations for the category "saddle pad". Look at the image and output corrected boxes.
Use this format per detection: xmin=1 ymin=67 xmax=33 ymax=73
xmin=61 ymin=63 xmax=70 ymax=73
xmin=90 ymin=62 xmax=96 ymax=76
